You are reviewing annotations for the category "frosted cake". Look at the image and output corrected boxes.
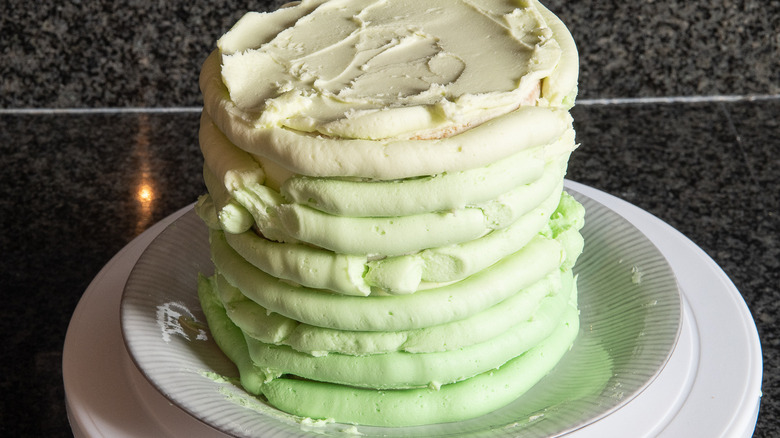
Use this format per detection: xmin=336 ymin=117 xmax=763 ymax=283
xmin=195 ymin=0 xmax=583 ymax=426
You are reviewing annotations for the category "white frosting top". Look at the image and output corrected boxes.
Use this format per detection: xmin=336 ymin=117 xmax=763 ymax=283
xmin=200 ymin=0 xmax=578 ymax=179
xmin=217 ymin=0 xmax=566 ymax=138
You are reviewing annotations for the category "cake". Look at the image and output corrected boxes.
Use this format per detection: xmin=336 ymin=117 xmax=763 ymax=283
xmin=195 ymin=0 xmax=583 ymax=427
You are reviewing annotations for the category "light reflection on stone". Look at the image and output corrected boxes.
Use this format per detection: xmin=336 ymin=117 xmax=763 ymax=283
xmin=134 ymin=113 xmax=155 ymax=235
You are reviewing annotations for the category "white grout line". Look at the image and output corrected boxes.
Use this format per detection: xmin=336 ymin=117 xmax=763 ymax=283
xmin=577 ymin=94 xmax=780 ymax=105
xmin=0 ymin=107 xmax=203 ymax=115
xmin=0 ymin=94 xmax=779 ymax=115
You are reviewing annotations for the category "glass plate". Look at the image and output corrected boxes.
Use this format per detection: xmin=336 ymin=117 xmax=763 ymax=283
xmin=120 ymin=188 xmax=681 ymax=437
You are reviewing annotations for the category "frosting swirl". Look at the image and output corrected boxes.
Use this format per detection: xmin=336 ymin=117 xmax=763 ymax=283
xmin=200 ymin=0 xmax=578 ymax=179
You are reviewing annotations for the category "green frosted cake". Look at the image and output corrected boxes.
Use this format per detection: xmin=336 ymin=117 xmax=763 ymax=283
xmin=195 ymin=0 xmax=583 ymax=426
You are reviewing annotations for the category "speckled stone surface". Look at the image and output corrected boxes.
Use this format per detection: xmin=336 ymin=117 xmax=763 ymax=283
xmin=569 ymin=100 xmax=779 ymax=437
xmin=0 ymin=0 xmax=777 ymax=437
xmin=545 ymin=0 xmax=780 ymax=98
xmin=2 ymin=0 xmax=779 ymax=108
xmin=0 ymin=0 xmax=291 ymax=108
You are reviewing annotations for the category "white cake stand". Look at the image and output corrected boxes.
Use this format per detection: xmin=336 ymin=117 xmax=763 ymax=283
xmin=63 ymin=181 xmax=762 ymax=437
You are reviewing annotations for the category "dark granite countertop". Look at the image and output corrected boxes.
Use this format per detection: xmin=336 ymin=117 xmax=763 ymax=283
xmin=1 ymin=0 xmax=777 ymax=436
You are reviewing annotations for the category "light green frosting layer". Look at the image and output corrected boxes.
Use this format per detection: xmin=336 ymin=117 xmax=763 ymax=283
xmin=199 ymin=188 xmax=584 ymax=296
xmin=197 ymin=274 xmax=268 ymax=394
xmin=415 ymin=183 xmax=563 ymax=283
xmin=242 ymin=275 xmax=574 ymax=389
xmin=199 ymin=187 xmax=584 ymax=299
xmin=197 ymin=275 xmax=580 ymax=426
xmin=217 ymin=269 xmax=573 ymax=357
xmin=201 ymin=165 xmax=254 ymax=234
xmin=211 ymin=230 xmax=565 ymax=331
xmin=279 ymin=145 xmax=547 ymax=217
xmin=262 ymin=306 xmax=579 ymax=427
xmin=221 ymin=228 xmax=371 ymax=296
xmin=202 ymin=150 xmax=572 ymax=259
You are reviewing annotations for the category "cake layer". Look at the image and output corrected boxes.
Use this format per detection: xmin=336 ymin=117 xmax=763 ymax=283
xmin=262 ymin=305 xmax=578 ymax=427
xmin=216 ymin=269 xmax=574 ymax=357
xmin=197 ymin=187 xmax=583 ymax=296
xmin=211 ymin=230 xmax=566 ymax=331
xmin=201 ymin=144 xmax=572 ymax=256
xmin=198 ymin=273 xmax=580 ymax=426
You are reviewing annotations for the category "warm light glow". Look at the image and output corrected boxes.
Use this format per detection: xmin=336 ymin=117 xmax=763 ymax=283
xmin=133 ymin=114 xmax=155 ymax=236
xmin=137 ymin=184 xmax=155 ymax=203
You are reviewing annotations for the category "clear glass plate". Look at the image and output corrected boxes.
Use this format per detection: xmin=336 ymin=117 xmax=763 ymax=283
xmin=120 ymin=188 xmax=682 ymax=437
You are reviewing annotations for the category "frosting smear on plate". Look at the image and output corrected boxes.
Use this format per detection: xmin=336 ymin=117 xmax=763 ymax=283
xmin=196 ymin=0 xmax=583 ymax=427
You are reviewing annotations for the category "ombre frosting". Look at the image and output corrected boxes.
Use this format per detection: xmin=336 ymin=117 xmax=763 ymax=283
xmin=196 ymin=0 xmax=582 ymax=427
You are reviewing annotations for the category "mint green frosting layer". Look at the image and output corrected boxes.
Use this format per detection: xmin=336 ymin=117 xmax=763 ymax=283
xmin=215 ymin=273 xmax=299 ymax=345
xmin=411 ymin=175 xmax=566 ymax=285
xmin=211 ymin=229 xmax=565 ymax=332
xmin=547 ymin=190 xmax=586 ymax=271
xmin=197 ymin=273 xmax=580 ymax=426
xmin=201 ymin=165 xmax=254 ymax=234
xmin=263 ymin=306 xmax=579 ymax=426
xmin=274 ymin=156 xmax=569 ymax=257
xmin=221 ymin=229 xmax=370 ymax=296
xmin=202 ymin=171 xmax=585 ymax=295
xmin=280 ymin=146 xmax=546 ymax=217
xmin=206 ymin=154 xmax=570 ymax=257
xmin=241 ymin=275 xmax=574 ymax=389
xmin=217 ymin=269 xmax=572 ymax=356
xmin=197 ymin=274 xmax=268 ymax=394
xmin=199 ymin=186 xmax=584 ymax=296
xmin=277 ymin=202 xmax=488 ymax=257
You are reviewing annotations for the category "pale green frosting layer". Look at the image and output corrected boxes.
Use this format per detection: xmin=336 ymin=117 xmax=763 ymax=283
xmin=278 ymin=202 xmax=487 ymax=256
xmin=198 ymin=112 xmax=265 ymax=191
xmin=198 ymin=274 xmax=269 ymax=394
xmin=280 ymin=146 xmax=546 ymax=217
xmin=201 ymin=150 xmax=572 ymax=259
xmin=242 ymin=275 xmax=573 ymax=389
xmin=221 ymin=229 xmax=370 ymax=296
xmin=198 ymin=188 xmax=584 ymax=296
xmin=276 ymin=157 xmax=569 ymax=258
xmin=197 ymin=274 xmax=580 ymax=426
xmin=262 ymin=305 xmax=579 ymax=427
xmin=200 ymin=165 xmax=254 ymax=234
xmin=216 ymin=269 xmax=573 ymax=357
xmin=211 ymin=230 xmax=565 ymax=331
xmin=276 ymin=128 xmax=577 ymax=218
xmin=199 ymin=93 xmax=573 ymax=179
xmin=414 ymin=183 xmax=564 ymax=283
xmin=199 ymin=188 xmax=585 ymax=296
